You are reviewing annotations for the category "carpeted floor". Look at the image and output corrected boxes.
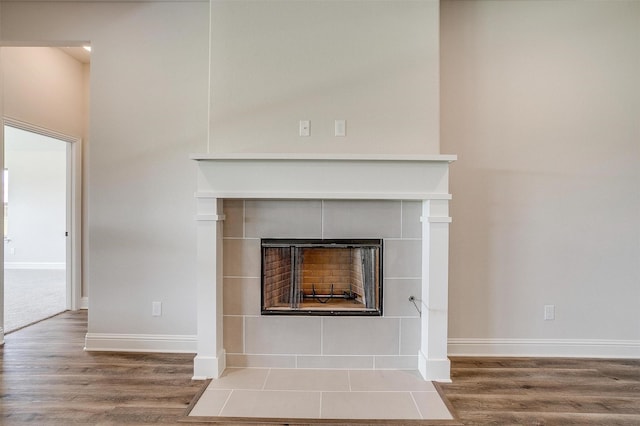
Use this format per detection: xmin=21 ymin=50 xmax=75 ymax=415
xmin=3 ymin=269 xmax=67 ymax=333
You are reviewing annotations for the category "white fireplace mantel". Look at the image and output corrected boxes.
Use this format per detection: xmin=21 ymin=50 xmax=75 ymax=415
xmin=192 ymin=154 xmax=456 ymax=382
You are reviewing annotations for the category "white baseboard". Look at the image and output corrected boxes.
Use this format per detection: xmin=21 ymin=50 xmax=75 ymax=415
xmin=193 ymin=350 xmax=226 ymax=380
xmin=4 ymin=262 xmax=65 ymax=270
xmin=80 ymin=297 xmax=89 ymax=310
xmin=84 ymin=333 xmax=197 ymax=353
xmin=448 ymin=338 xmax=640 ymax=358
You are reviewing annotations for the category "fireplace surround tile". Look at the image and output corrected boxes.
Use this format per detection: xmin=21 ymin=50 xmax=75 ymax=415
xmin=296 ymin=355 xmax=374 ymax=369
xmin=223 ymin=199 xmax=244 ymax=237
xmin=383 ymin=239 xmax=422 ymax=278
xmin=223 ymin=277 xmax=260 ymax=315
xmin=400 ymin=318 xmax=421 ymax=355
xmin=245 ymin=200 xmax=323 ymax=238
xmin=401 ymin=201 xmax=423 ymax=239
xmin=322 ymin=200 xmax=402 ymax=238
xmin=374 ymin=355 xmax=419 ymax=369
xmin=383 ymin=278 xmax=421 ymax=317
xmin=225 ymin=354 xmax=297 ymax=368
xmin=322 ymin=317 xmax=400 ymax=355
xmin=245 ymin=316 xmax=322 ymax=355
xmin=223 ymin=238 xmax=261 ymax=277
xmin=223 ymin=315 xmax=244 ymax=354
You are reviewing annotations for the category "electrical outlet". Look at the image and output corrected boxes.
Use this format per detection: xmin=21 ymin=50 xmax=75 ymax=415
xmin=544 ymin=304 xmax=555 ymax=321
xmin=152 ymin=301 xmax=162 ymax=317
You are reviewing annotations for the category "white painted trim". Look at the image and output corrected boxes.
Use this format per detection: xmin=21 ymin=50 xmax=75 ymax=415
xmin=84 ymin=333 xmax=197 ymax=353
xmin=191 ymin=153 xmax=457 ymax=162
xmin=195 ymin=191 xmax=453 ymax=201
xmin=3 ymin=117 xmax=78 ymax=143
xmin=195 ymin=214 xmax=226 ymax=221
xmin=448 ymin=338 xmax=640 ymax=358
xmin=3 ymin=117 xmax=83 ymax=312
xmin=418 ymin=350 xmax=452 ymax=383
xmin=193 ymin=157 xmax=455 ymax=381
xmin=80 ymin=297 xmax=89 ymax=310
xmin=194 ymin=157 xmax=453 ymax=202
xmin=193 ymin=350 xmax=226 ymax=380
xmin=4 ymin=262 xmax=66 ymax=270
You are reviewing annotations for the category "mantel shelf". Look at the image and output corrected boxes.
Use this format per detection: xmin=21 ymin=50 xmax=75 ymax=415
xmin=190 ymin=153 xmax=457 ymax=163
xmin=193 ymin=151 xmax=455 ymax=201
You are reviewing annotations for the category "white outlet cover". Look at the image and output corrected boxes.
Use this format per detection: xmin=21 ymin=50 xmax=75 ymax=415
xmin=152 ymin=301 xmax=162 ymax=316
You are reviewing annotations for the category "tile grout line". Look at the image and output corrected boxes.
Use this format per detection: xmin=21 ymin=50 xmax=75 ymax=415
xmin=321 ymin=200 xmax=324 ymax=239
xmin=398 ymin=319 xmax=402 ymax=356
xmin=320 ymin=318 xmax=324 ymax=355
xmin=262 ymin=368 xmax=271 ymax=390
xmin=242 ymin=316 xmax=246 ymax=354
xmin=319 ymin=391 xmax=323 ymax=419
xmin=218 ymin=389 xmax=234 ymax=417
xmin=400 ymin=200 xmax=404 ymax=238
xmin=409 ymin=391 xmax=424 ymax=420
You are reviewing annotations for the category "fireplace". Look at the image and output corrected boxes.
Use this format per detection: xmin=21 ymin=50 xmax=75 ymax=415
xmin=261 ymin=239 xmax=383 ymax=315
xmin=192 ymin=154 xmax=455 ymax=382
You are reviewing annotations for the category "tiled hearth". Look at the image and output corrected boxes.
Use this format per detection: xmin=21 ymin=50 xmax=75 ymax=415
xmin=192 ymin=154 xmax=455 ymax=382
xmin=188 ymin=368 xmax=453 ymax=420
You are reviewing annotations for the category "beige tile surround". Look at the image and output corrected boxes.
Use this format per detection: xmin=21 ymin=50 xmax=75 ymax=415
xmin=189 ymin=368 xmax=453 ymax=420
xmin=222 ymin=200 xmax=423 ymax=370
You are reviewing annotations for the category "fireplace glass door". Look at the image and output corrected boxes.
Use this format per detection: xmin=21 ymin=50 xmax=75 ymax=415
xmin=261 ymin=239 xmax=383 ymax=316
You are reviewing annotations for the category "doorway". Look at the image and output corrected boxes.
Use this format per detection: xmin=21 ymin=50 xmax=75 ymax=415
xmin=3 ymin=124 xmax=76 ymax=332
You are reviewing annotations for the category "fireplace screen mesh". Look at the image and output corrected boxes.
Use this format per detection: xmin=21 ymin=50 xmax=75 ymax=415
xmin=261 ymin=239 xmax=383 ymax=315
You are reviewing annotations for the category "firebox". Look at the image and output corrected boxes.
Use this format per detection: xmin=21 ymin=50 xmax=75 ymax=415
xmin=261 ymin=239 xmax=383 ymax=316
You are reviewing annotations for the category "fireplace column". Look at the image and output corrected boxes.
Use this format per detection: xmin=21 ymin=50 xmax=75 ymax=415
xmin=193 ymin=197 xmax=226 ymax=379
xmin=419 ymin=199 xmax=452 ymax=382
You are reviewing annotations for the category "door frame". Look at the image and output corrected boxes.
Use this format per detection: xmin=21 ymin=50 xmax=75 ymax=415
xmin=2 ymin=117 xmax=83 ymax=314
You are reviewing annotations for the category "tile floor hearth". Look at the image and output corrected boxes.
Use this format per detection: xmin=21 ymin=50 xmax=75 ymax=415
xmin=188 ymin=368 xmax=453 ymax=421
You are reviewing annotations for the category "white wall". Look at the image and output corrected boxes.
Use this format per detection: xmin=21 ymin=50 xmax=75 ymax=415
xmin=1 ymin=1 xmax=210 ymax=336
xmin=210 ymin=0 xmax=440 ymax=155
xmin=2 ymin=47 xmax=84 ymax=137
xmin=4 ymin=126 xmax=67 ymax=268
xmin=2 ymin=0 xmax=637 ymax=358
xmin=441 ymin=0 xmax=640 ymax=355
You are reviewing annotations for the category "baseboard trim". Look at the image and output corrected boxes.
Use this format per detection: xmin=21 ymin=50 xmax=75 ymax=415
xmin=80 ymin=297 xmax=89 ymax=310
xmin=4 ymin=262 xmax=65 ymax=270
xmin=84 ymin=333 xmax=197 ymax=353
xmin=448 ymin=338 xmax=640 ymax=358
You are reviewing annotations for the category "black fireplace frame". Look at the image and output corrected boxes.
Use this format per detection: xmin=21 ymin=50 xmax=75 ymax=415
xmin=260 ymin=238 xmax=384 ymax=316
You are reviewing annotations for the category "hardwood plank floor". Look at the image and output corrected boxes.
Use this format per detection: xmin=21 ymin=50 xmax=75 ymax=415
xmin=1 ymin=311 xmax=205 ymax=425
xmin=2 ymin=311 xmax=639 ymax=425
xmin=440 ymin=357 xmax=640 ymax=425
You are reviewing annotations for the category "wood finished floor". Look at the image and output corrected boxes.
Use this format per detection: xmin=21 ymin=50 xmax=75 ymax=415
xmin=1 ymin=310 xmax=639 ymax=425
